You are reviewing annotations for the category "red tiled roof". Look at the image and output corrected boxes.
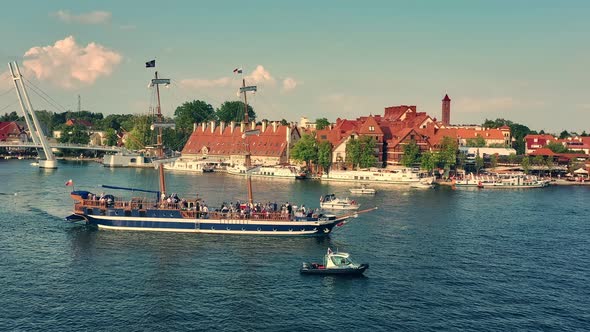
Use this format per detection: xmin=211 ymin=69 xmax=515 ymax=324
xmin=357 ymin=116 xmax=384 ymax=136
xmin=66 ymin=119 xmax=93 ymax=127
xmin=182 ymin=123 xmax=295 ymax=157
xmin=528 ymin=148 xmax=556 ymax=156
xmin=0 ymin=121 xmax=23 ymax=141
xmin=455 ymin=128 xmax=505 ymax=140
xmin=524 ymin=134 xmax=556 ymax=140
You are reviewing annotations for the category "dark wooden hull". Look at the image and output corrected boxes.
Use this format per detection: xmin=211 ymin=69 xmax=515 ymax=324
xmin=300 ymin=264 xmax=369 ymax=275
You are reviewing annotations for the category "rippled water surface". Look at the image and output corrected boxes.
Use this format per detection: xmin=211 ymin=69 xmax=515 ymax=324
xmin=1 ymin=160 xmax=589 ymax=331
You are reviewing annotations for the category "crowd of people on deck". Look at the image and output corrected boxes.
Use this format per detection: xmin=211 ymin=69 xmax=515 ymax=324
xmin=85 ymin=191 xmax=320 ymax=220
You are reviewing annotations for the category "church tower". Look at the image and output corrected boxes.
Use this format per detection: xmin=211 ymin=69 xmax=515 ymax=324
xmin=442 ymin=94 xmax=451 ymax=126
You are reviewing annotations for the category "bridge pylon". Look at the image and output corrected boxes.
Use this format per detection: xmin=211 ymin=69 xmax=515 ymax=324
xmin=8 ymin=62 xmax=57 ymax=169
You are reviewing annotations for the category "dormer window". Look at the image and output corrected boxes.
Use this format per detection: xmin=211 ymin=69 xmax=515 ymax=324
xmin=369 ymin=126 xmax=375 ymax=132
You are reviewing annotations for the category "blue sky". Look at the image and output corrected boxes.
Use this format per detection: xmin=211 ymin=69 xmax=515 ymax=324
xmin=1 ymin=0 xmax=589 ymax=133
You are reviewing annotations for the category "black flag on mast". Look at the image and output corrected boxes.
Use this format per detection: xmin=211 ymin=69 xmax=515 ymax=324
xmin=145 ymin=60 xmax=156 ymax=68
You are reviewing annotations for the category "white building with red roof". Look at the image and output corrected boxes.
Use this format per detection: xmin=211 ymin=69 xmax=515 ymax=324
xmin=181 ymin=120 xmax=301 ymax=166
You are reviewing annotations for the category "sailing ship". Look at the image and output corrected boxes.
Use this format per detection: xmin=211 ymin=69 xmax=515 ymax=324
xmin=66 ymin=68 xmax=375 ymax=235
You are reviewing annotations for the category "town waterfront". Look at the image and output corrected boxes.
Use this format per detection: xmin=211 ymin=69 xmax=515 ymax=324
xmin=1 ymin=160 xmax=589 ymax=331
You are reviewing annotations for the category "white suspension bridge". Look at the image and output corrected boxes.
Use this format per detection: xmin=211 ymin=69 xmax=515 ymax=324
xmin=0 ymin=141 xmax=123 ymax=153
xmin=4 ymin=62 xmax=124 ymax=168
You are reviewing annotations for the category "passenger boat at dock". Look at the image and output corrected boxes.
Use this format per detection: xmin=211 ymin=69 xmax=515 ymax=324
xmin=66 ymin=69 xmax=375 ymax=235
xmin=227 ymin=164 xmax=307 ymax=180
xmin=477 ymin=173 xmax=550 ymax=189
xmin=453 ymin=173 xmax=550 ymax=189
xmin=321 ymin=168 xmax=421 ymax=184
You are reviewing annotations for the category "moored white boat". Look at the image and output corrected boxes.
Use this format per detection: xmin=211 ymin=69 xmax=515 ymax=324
xmin=478 ymin=174 xmax=550 ymax=189
xmin=411 ymin=176 xmax=435 ymax=189
xmin=227 ymin=164 xmax=307 ymax=179
xmin=102 ymin=150 xmax=154 ymax=168
xmin=349 ymin=185 xmax=376 ymax=195
xmin=164 ymin=158 xmax=216 ymax=173
xmin=322 ymin=168 xmax=420 ymax=184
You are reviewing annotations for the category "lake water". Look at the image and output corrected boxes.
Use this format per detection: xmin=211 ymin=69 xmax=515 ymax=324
xmin=0 ymin=160 xmax=589 ymax=331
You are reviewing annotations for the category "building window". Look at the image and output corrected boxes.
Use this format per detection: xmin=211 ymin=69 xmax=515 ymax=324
xmin=369 ymin=126 xmax=375 ymax=132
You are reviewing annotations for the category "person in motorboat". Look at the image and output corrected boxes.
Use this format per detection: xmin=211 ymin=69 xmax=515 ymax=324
xmin=300 ymin=248 xmax=369 ymax=275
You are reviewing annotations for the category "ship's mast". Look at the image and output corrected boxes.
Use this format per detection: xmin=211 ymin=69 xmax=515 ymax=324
xmin=239 ymin=77 xmax=257 ymax=205
xmin=150 ymin=71 xmax=171 ymax=199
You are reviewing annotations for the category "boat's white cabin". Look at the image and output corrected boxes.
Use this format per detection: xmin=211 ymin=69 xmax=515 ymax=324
xmin=325 ymin=252 xmax=358 ymax=269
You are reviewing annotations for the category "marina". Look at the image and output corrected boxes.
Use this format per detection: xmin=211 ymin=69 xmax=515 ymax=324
xmin=1 ymin=2 xmax=589 ymax=330
xmin=1 ymin=159 xmax=588 ymax=331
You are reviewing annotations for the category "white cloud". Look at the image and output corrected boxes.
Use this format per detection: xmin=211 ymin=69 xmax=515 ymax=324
xmin=180 ymin=65 xmax=299 ymax=93
xmin=51 ymin=10 xmax=112 ymax=24
xmin=23 ymin=36 xmax=122 ymax=89
xmin=282 ymin=77 xmax=298 ymax=92
xmin=246 ymin=65 xmax=275 ymax=85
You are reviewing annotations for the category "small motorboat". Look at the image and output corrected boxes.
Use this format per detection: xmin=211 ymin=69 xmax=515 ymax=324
xmin=349 ymin=185 xmax=376 ymax=195
xmin=320 ymin=194 xmax=360 ymax=210
xmin=300 ymin=248 xmax=369 ymax=276
xmin=411 ymin=177 xmax=435 ymax=189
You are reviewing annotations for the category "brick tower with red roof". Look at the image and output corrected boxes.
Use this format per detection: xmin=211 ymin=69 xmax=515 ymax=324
xmin=442 ymin=94 xmax=451 ymax=126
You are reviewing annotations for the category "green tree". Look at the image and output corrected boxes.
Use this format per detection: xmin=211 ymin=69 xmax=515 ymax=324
xmin=420 ymin=151 xmax=436 ymax=175
xmin=546 ymin=141 xmax=568 ymax=153
xmin=280 ymin=119 xmax=289 ymax=126
xmin=435 ymin=136 xmax=458 ymax=174
xmin=508 ymin=153 xmax=517 ymax=165
xmin=345 ymin=137 xmax=362 ymax=169
xmin=34 ymin=110 xmax=56 ymax=134
xmin=482 ymin=118 xmax=532 ymax=154
xmin=216 ymin=101 xmax=255 ymax=123
xmin=1 ymin=111 xmax=23 ymax=121
xmin=521 ymin=156 xmax=531 ymax=174
xmin=104 ymin=128 xmax=118 ymax=146
xmin=358 ymin=136 xmax=377 ymax=168
xmin=475 ymin=154 xmax=484 ymax=174
xmin=317 ymin=141 xmax=332 ymax=174
xmin=457 ymin=151 xmax=466 ymax=170
xmin=546 ymin=158 xmax=554 ymax=178
xmin=315 ymin=118 xmax=330 ymax=130
xmin=290 ymin=134 xmax=317 ymax=168
xmin=559 ymin=130 xmax=570 ymax=139
xmin=490 ymin=154 xmax=498 ymax=169
xmin=99 ymin=114 xmax=135 ymax=131
xmin=174 ymin=100 xmax=216 ymax=147
xmin=58 ymin=125 xmax=90 ymax=144
xmin=466 ymin=135 xmax=486 ymax=147
xmin=532 ymin=155 xmax=545 ymax=166
xmin=400 ymin=140 xmax=420 ymax=167
xmin=125 ymin=115 xmax=153 ymax=150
